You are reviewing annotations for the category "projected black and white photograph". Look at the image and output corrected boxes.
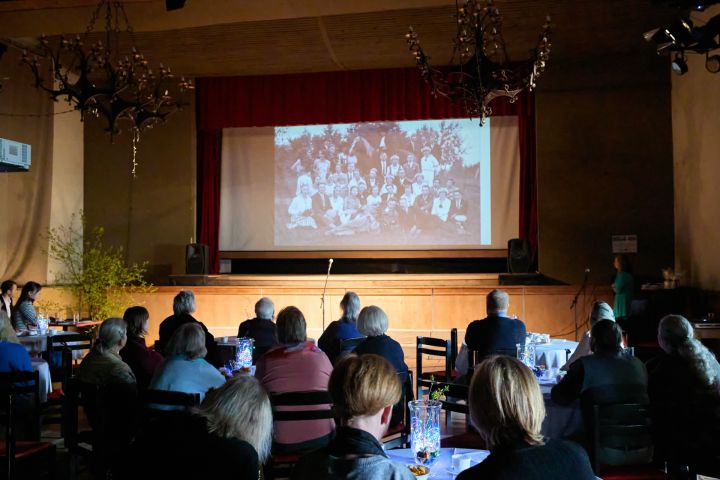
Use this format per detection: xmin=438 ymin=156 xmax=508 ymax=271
xmin=273 ymin=119 xmax=491 ymax=248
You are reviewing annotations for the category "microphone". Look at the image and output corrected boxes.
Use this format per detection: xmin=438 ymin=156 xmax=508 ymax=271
xmin=321 ymin=259 xmax=334 ymax=330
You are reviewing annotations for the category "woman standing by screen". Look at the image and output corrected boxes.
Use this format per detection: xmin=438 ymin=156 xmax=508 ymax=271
xmin=612 ymin=254 xmax=634 ymax=325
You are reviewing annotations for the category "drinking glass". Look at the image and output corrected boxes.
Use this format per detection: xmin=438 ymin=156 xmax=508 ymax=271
xmin=409 ymin=399 xmax=441 ymax=467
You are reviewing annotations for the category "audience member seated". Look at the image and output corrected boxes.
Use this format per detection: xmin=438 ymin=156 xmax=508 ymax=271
xmin=237 ymin=297 xmax=279 ymax=362
xmin=457 ymin=356 xmax=596 ymax=480
xmin=150 ymin=322 xmax=225 ymax=405
xmin=292 ymin=354 xmax=415 ymax=480
xmin=318 ymin=291 xmax=363 ymax=364
xmin=255 ymin=306 xmax=334 ymax=453
xmin=77 ymin=317 xmax=137 ymax=386
xmin=455 ymin=289 xmax=527 ymax=378
xmin=647 ymin=315 xmax=720 ymax=472
xmin=11 ymin=281 xmax=42 ymax=332
xmin=552 ymin=320 xmax=648 ymax=464
xmin=353 ymin=305 xmax=410 ymax=427
xmin=120 ymin=306 xmax=163 ymax=390
xmin=1 ymin=279 xmax=17 ymax=318
xmin=157 ymin=290 xmax=222 ymax=367
xmin=0 ymin=318 xmax=36 ymax=438
xmin=562 ymin=300 xmax=616 ymax=370
xmin=130 ymin=376 xmax=272 ymax=480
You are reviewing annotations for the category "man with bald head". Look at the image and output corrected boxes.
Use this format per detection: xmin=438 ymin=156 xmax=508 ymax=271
xmin=455 ymin=289 xmax=527 ymax=377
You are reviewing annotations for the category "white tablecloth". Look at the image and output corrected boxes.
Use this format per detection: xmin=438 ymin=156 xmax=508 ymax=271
xmin=534 ymin=339 xmax=579 ymax=370
xmin=386 ymin=448 xmax=489 ymax=479
xmin=31 ymin=360 xmax=52 ymax=403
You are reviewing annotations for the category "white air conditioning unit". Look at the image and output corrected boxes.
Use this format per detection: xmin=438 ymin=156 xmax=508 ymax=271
xmin=0 ymin=137 xmax=31 ymax=172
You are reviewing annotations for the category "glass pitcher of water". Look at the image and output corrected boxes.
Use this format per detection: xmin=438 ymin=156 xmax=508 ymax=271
xmin=516 ymin=341 xmax=536 ymax=369
xmin=409 ymin=399 xmax=441 ymax=467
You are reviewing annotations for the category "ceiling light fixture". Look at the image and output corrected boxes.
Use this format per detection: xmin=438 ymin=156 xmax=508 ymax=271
xmin=20 ymin=0 xmax=193 ymax=142
xmin=406 ymin=0 xmax=552 ymax=124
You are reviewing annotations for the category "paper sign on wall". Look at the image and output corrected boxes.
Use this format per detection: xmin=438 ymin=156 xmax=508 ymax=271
xmin=612 ymin=234 xmax=638 ymax=253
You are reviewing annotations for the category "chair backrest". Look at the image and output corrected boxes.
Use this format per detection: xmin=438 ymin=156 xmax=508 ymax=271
xmin=592 ymin=403 xmax=654 ymax=474
xmin=46 ymin=333 xmax=94 ymax=387
xmin=142 ymin=389 xmax=200 ymax=417
xmin=429 ymin=381 xmax=469 ymax=415
xmin=269 ymin=390 xmax=336 ymax=422
xmin=468 ymin=347 xmax=517 ymax=375
xmin=450 ymin=328 xmax=458 ymax=370
xmin=416 ymin=335 xmax=451 ymax=399
xmin=0 ymin=370 xmax=41 ymax=477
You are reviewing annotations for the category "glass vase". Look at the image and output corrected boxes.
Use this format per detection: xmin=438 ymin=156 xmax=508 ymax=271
xmin=409 ymin=399 xmax=441 ymax=467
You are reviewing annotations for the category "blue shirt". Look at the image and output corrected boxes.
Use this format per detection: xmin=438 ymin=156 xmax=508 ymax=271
xmin=318 ymin=318 xmax=364 ymax=364
xmin=150 ymin=355 xmax=225 ymax=405
xmin=0 ymin=341 xmax=32 ymax=373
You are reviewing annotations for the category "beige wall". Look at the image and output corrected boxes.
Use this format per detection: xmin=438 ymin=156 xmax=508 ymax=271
xmin=537 ymin=53 xmax=675 ymax=285
xmin=0 ymin=48 xmax=55 ymax=284
xmin=672 ymin=7 xmax=720 ymax=290
xmin=83 ymin=99 xmax=196 ymax=285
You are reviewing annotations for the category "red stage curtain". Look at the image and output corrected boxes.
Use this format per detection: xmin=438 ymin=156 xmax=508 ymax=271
xmin=196 ymin=67 xmax=537 ymax=273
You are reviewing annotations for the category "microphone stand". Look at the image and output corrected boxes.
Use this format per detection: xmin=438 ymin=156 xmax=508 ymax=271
xmin=570 ymin=269 xmax=590 ymax=341
xmin=321 ymin=259 xmax=333 ymax=330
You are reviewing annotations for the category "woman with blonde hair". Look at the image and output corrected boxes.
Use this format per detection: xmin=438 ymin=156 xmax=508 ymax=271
xmin=457 ymin=356 xmax=595 ymax=480
xmin=131 ymin=376 xmax=273 ymax=479
xmin=647 ymin=315 xmax=720 ymax=470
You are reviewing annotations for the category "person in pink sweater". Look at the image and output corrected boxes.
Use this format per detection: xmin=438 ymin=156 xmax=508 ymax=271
xmin=255 ymin=306 xmax=334 ymax=453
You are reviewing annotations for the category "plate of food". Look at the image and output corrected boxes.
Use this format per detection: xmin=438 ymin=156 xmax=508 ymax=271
xmin=407 ymin=464 xmax=430 ymax=479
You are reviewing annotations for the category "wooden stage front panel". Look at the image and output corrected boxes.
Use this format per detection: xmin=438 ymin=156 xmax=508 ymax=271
xmin=133 ymin=274 xmax=612 ymax=370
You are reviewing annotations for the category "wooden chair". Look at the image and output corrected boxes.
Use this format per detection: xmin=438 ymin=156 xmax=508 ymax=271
xmin=42 ymin=333 xmax=94 ymax=438
xmin=416 ymin=335 xmax=452 ymax=400
xmin=0 ymin=371 xmax=56 ymax=480
xmin=591 ymin=403 xmax=666 ymax=479
xmin=268 ymin=390 xmax=337 ymax=479
xmin=382 ymin=370 xmax=413 ymax=450
xmin=141 ymin=389 xmax=200 ymax=420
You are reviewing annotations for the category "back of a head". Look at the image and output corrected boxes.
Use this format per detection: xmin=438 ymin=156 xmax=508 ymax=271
xmin=469 ymin=355 xmax=544 ymax=450
xmin=357 ymin=305 xmax=389 ymax=336
xmin=329 ymin=354 xmax=401 ymax=422
xmin=340 ymin=292 xmax=361 ymax=322
xmin=254 ymin=297 xmax=274 ymax=320
xmin=589 ymin=301 xmax=615 ymax=327
xmin=590 ymin=319 xmax=623 ymax=354
xmin=276 ymin=306 xmax=307 ymax=344
xmin=97 ymin=317 xmax=127 ymax=353
xmin=486 ymin=289 xmax=509 ymax=316
xmin=199 ymin=376 xmax=273 ymax=462
xmin=123 ymin=306 xmax=149 ymax=337
xmin=658 ymin=314 xmax=720 ymax=386
xmin=1 ymin=280 xmax=16 ymax=296
xmin=166 ymin=322 xmax=207 ymax=359
xmin=173 ymin=290 xmax=196 ymax=315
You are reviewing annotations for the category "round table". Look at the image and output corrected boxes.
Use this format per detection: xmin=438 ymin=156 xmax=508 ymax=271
xmin=385 ymin=447 xmax=489 ymax=479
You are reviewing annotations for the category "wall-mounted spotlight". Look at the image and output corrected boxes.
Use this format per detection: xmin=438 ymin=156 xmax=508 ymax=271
xmin=672 ymin=53 xmax=689 ymax=74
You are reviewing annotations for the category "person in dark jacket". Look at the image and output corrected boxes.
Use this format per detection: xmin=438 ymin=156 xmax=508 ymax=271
xmin=0 ymin=280 xmax=17 ymax=318
xmin=318 ymin=291 xmax=363 ymax=364
xmin=157 ymin=290 xmax=222 ymax=367
xmin=457 ymin=356 xmax=596 ymax=480
xmin=646 ymin=315 xmax=720 ymax=472
xmin=353 ymin=305 xmax=410 ymax=427
xmin=120 ymin=306 xmax=163 ymax=390
xmin=237 ymin=297 xmax=278 ymax=362
xmin=455 ymin=289 xmax=527 ymax=377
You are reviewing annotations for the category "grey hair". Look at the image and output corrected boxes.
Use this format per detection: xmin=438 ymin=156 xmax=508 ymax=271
xmin=173 ymin=290 xmax=196 ymax=315
xmin=96 ymin=317 xmax=127 ymax=353
xmin=658 ymin=315 xmax=720 ymax=387
xmin=357 ymin=306 xmax=389 ymax=336
xmin=276 ymin=306 xmax=307 ymax=344
xmin=254 ymin=297 xmax=274 ymax=320
xmin=589 ymin=301 xmax=615 ymax=327
xmin=340 ymin=292 xmax=361 ymax=323
xmin=197 ymin=376 xmax=273 ymax=462
xmin=166 ymin=323 xmax=207 ymax=359
xmin=487 ymin=289 xmax=509 ymax=315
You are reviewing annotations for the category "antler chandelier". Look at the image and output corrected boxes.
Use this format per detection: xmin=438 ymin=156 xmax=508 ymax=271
xmin=406 ymin=0 xmax=552 ymax=124
xmin=20 ymin=0 xmax=193 ymax=139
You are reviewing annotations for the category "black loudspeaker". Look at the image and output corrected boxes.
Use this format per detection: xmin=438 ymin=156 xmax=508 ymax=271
xmin=186 ymin=244 xmax=209 ymax=274
xmin=507 ymin=238 xmax=531 ymax=274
